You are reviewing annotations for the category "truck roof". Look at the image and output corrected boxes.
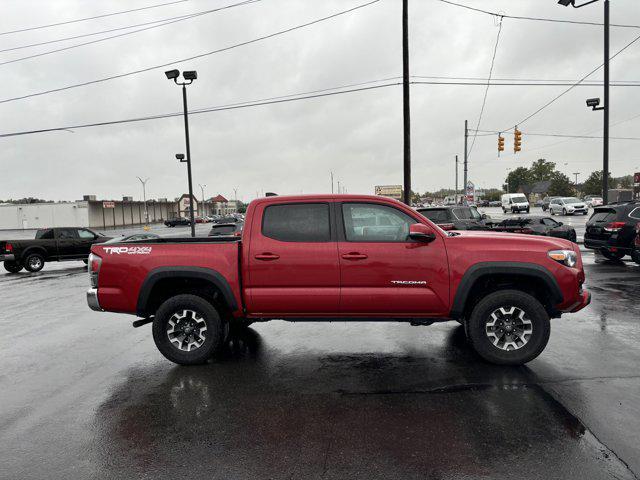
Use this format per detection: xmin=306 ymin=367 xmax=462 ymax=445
xmin=251 ymin=194 xmax=404 ymax=205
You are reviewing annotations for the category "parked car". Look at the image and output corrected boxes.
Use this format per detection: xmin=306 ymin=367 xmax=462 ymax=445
xmin=194 ymin=216 xmax=208 ymax=224
xmin=489 ymin=200 xmax=501 ymax=207
xmin=1 ymin=227 xmax=111 ymax=273
xmin=208 ymin=222 xmax=244 ymax=237
xmin=416 ymin=206 xmax=490 ymax=231
xmin=541 ymin=196 xmax=560 ymax=212
xmin=490 ymin=216 xmax=577 ymax=242
xmin=633 ymin=223 xmax=640 ymax=265
xmin=584 ymin=201 xmax=640 ymax=260
xmin=583 ymin=195 xmax=603 ymax=208
xmin=549 ymin=197 xmax=588 ymax=216
xmin=164 ymin=217 xmax=191 ymax=227
xmin=213 ymin=216 xmax=242 ymax=224
xmin=87 ymin=194 xmax=589 ymax=366
xmin=103 ymin=233 xmax=160 ymax=244
xmin=501 ymin=193 xmax=530 ymax=214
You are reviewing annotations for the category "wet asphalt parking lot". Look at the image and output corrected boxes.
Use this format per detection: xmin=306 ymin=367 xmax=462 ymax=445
xmin=1 ymin=209 xmax=639 ymax=480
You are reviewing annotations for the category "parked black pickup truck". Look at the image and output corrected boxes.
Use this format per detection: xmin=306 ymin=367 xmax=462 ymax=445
xmin=0 ymin=227 xmax=111 ymax=273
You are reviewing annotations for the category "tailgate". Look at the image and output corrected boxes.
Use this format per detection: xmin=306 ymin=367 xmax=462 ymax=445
xmin=586 ymin=208 xmax=617 ymax=240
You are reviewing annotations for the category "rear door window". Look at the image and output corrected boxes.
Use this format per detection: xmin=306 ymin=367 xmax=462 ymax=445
xmin=57 ymin=229 xmax=78 ymax=239
xmin=629 ymin=208 xmax=640 ymax=220
xmin=418 ymin=209 xmax=449 ymax=222
xmin=262 ymin=203 xmax=330 ymax=242
xmin=36 ymin=229 xmax=54 ymax=239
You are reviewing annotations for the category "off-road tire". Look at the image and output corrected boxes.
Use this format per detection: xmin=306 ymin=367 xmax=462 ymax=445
xmin=465 ymin=289 xmax=550 ymax=365
xmin=3 ymin=261 xmax=23 ymax=273
xmin=562 ymin=208 xmax=567 ymax=216
xmin=152 ymin=294 xmax=224 ymax=365
xmin=24 ymin=253 xmax=45 ymax=272
xmin=632 ymin=248 xmax=640 ymax=265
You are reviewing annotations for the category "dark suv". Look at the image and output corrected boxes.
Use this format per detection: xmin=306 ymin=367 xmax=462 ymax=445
xmin=416 ymin=206 xmax=490 ymax=231
xmin=584 ymin=201 xmax=640 ymax=260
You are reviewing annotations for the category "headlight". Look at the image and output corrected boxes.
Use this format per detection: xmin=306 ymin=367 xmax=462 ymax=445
xmin=548 ymin=249 xmax=577 ymax=267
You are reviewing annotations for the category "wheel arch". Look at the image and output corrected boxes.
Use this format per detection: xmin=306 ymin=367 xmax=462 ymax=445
xmin=450 ymin=262 xmax=563 ymax=320
xmin=22 ymin=246 xmax=48 ymax=261
xmin=136 ymin=266 xmax=238 ymax=318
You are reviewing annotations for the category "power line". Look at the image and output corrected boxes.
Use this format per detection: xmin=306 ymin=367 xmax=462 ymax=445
xmin=437 ymin=0 xmax=640 ymax=29
xmin=0 ymin=0 xmax=260 ymax=67
xmin=471 ymin=128 xmax=640 ymax=141
xmin=503 ymin=30 xmax=640 ymax=131
xmin=411 ymin=80 xmax=640 ymax=87
xmin=0 ymin=1 xmax=258 ymax=55
xmin=468 ymin=17 xmax=503 ymax=159
xmin=411 ymin=75 xmax=640 ymax=85
xmin=0 ymin=81 xmax=400 ymax=138
xmin=0 ymin=0 xmax=381 ymax=105
xmin=0 ymin=0 xmax=189 ymax=36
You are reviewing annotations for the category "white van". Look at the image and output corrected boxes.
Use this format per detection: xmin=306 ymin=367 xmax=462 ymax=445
xmin=501 ymin=193 xmax=530 ymax=214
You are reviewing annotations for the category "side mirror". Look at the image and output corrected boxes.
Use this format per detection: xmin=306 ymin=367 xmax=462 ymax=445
xmin=557 ymin=221 xmax=563 ymax=226
xmin=409 ymin=223 xmax=437 ymax=242
xmin=481 ymin=213 xmax=490 ymax=220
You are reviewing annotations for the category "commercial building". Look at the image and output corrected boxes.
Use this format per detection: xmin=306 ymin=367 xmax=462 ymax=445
xmin=0 ymin=195 xmax=177 ymax=230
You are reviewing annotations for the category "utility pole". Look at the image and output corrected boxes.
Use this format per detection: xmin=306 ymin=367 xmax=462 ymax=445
xmin=136 ymin=177 xmax=150 ymax=225
xmin=330 ymin=171 xmax=334 ymax=193
xmin=464 ymin=120 xmax=468 ymax=203
xmin=337 ymin=180 xmax=341 ymax=194
xmin=573 ymin=172 xmax=580 ymax=185
xmin=402 ymin=0 xmax=411 ymax=205
xmin=603 ymin=0 xmax=610 ymax=204
xmin=455 ymin=155 xmax=459 ymax=201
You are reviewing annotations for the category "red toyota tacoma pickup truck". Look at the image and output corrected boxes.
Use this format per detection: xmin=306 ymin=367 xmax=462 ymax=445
xmin=87 ymin=194 xmax=590 ymax=366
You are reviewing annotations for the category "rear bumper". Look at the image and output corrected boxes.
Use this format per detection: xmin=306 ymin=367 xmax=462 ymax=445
xmin=87 ymin=288 xmax=102 ymax=311
xmin=584 ymin=237 xmax=632 ymax=253
xmin=0 ymin=254 xmax=15 ymax=262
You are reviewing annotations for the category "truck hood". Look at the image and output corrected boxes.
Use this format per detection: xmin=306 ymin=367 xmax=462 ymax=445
xmin=444 ymin=229 xmax=574 ymax=251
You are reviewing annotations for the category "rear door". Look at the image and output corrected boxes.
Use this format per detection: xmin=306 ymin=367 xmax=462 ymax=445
xmin=55 ymin=228 xmax=80 ymax=258
xmin=245 ymin=201 xmax=340 ymax=315
xmin=337 ymin=202 xmax=449 ymax=316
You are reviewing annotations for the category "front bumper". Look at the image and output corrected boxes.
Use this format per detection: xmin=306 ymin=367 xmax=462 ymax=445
xmin=0 ymin=254 xmax=15 ymax=262
xmin=87 ymin=288 xmax=102 ymax=311
xmin=568 ymin=290 xmax=591 ymax=313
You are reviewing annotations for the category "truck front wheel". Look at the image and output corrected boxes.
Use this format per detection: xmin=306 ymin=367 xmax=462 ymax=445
xmin=152 ymin=294 xmax=224 ymax=365
xmin=465 ymin=290 xmax=550 ymax=365
xmin=24 ymin=253 xmax=45 ymax=272
xmin=3 ymin=261 xmax=23 ymax=273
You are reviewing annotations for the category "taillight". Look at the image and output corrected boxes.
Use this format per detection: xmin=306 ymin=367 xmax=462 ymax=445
xmin=233 ymin=231 xmax=242 ymax=237
xmin=88 ymin=252 xmax=102 ymax=288
xmin=604 ymin=221 xmax=625 ymax=232
xmin=439 ymin=223 xmax=455 ymax=231
xmin=5 ymin=243 xmax=13 ymax=252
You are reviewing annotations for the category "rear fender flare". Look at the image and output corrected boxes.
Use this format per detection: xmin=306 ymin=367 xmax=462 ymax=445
xmin=449 ymin=262 xmax=564 ymax=319
xmin=136 ymin=266 xmax=238 ymax=317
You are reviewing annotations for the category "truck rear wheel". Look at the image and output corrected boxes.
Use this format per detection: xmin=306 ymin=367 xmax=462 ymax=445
xmin=24 ymin=253 xmax=45 ymax=272
xmin=465 ymin=290 xmax=550 ymax=365
xmin=3 ymin=261 xmax=23 ymax=273
xmin=152 ymin=294 xmax=224 ymax=365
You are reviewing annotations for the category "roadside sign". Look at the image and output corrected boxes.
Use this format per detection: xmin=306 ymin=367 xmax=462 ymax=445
xmin=466 ymin=181 xmax=475 ymax=202
xmin=102 ymin=201 xmax=115 ymax=208
xmin=375 ymin=185 xmax=403 ymax=200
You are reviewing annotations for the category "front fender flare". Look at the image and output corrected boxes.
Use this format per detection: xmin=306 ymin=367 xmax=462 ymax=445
xmin=449 ymin=262 xmax=563 ymax=319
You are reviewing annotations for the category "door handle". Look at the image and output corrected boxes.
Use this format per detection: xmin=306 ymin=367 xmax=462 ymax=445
xmin=255 ymin=253 xmax=280 ymax=261
xmin=342 ymin=252 xmax=368 ymax=260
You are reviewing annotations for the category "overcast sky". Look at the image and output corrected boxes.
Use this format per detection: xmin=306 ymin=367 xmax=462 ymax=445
xmin=2 ymin=0 xmax=640 ymax=202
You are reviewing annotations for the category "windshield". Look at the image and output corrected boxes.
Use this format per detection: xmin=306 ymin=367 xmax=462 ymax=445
xmin=418 ymin=209 xmax=449 ymax=222
xmin=452 ymin=207 xmax=481 ymax=220
xmin=511 ymin=195 xmax=527 ymax=203
xmin=562 ymin=197 xmax=581 ymax=203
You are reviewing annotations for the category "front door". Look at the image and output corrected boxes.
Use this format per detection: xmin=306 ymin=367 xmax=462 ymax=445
xmin=245 ymin=201 xmax=340 ymax=316
xmin=77 ymin=229 xmax=97 ymax=257
xmin=338 ymin=202 xmax=449 ymax=316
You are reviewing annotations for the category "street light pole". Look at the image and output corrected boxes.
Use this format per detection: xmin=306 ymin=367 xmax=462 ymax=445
xmin=558 ymin=0 xmax=609 ymax=204
xmin=166 ymin=69 xmax=197 ymax=237
xmin=455 ymin=155 xmax=459 ymax=201
xmin=199 ymin=183 xmax=207 ymax=216
xmin=136 ymin=176 xmax=150 ymax=225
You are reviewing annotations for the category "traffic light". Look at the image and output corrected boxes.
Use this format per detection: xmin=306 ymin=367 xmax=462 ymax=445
xmin=514 ymin=127 xmax=522 ymax=153
xmin=498 ymin=134 xmax=505 ymax=153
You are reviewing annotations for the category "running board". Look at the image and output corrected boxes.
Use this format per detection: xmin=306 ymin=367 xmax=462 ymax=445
xmin=132 ymin=317 xmax=154 ymax=328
